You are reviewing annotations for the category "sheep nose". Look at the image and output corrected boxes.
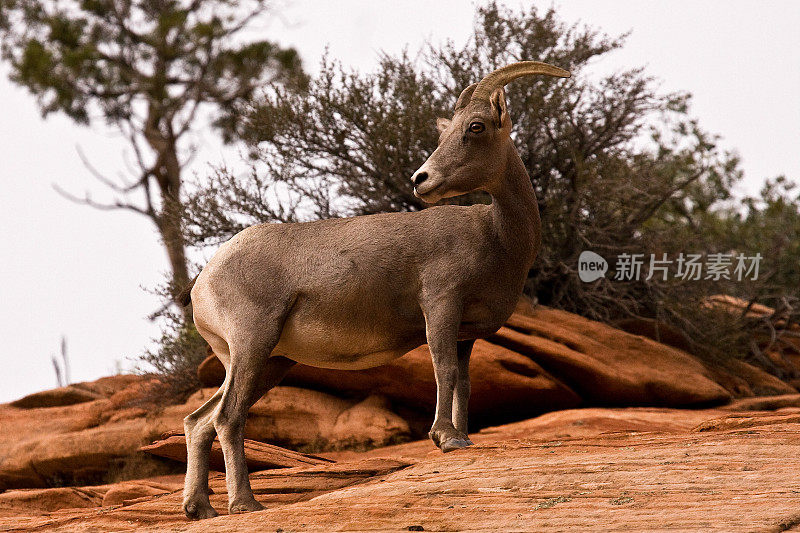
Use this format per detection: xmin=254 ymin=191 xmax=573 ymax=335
xmin=413 ymin=171 xmax=429 ymax=187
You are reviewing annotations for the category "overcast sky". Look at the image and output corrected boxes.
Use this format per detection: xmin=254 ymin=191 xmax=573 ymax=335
xmin=1 ymin=1 xmax=798 ymax=402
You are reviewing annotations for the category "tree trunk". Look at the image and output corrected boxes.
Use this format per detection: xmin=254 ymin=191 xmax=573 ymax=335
xmin=145 ymin=106 xmax=192 ymax=321
xmin=159 ymin=193 xmax=191 ymax=299
xmin=157 ymin=152 xmax=192 ymax=322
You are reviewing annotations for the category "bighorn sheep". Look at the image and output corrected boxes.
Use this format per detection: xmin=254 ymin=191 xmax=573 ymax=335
xmin=181 ymin=61 xmax=570 ymax=519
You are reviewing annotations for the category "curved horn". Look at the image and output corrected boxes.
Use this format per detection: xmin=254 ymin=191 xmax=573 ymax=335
xmin=471 ymin=61 xmax=570 ymax=102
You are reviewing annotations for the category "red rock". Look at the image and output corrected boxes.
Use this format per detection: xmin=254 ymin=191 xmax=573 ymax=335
xmin=0 ymin=419 xmax=147 ymax=490
xmin=77 ymin=374 xmax=146 ymax=396
xmin=693 ymin=411 xmax=800 ymax=432
xmin=164 ymin=386 xmax=413 ymax=451
xmin=0 ymin=487 xmax=103 ymax=513
xmin=9 ymin=385 xmax=101 ymax=408
xmin=487 ymin=308 xmax=731 ymax=406
xmin=283 ymin=339 xmax=580 ymax=424
xmin=8 ymin=375 xmax=147 ymax=410
xmin=722 ymin=394 xmax=800 ymax=411
xmin=197 ymin=355 xmax=225 ymax=388
xmin=0 ymin=383 xmax=410 ymax=491
xmin=612 ymin=317 xmax=783 ymax=398
xmin=4 ymin=407 xmax=800 ymax=532
xmin=613 ymin=317 xmax=694 ymax=353
xmin=101 ymin=480 xmax=181 ymax=507
xmin=0 ymin=382 xmax=411 ymax=491
xmin=743 ymin=346 xmax=800 ymax=379
xmin=721 ymin=359 xmax=797 ymax=396
xmin=140 ymin=435 xmax=334 ymax=471
xmin=328 ymin=394 xmax=412 ymax=447
xmin=0 ymin=474 xmax=185 ymax=516
xmin=245 ymin=389 xmax=412 ymax=449
xmin=108 ymin=407 xmax=148 ymax=423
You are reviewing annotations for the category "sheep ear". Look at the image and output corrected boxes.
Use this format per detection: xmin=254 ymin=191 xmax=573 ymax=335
xmin=490 ymin=87 xmax=508 ymax=129
xmin=455 ymin=83 xmax=478 ymax=110
xmin=436 ymin=117 xmax=451 ymax=132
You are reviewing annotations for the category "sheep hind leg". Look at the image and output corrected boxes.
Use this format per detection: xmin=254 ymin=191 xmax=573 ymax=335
xmin=213 ymin=350 xmax=296 ymax=514
xmin=182 ymin=385 xmax=224 ymax=519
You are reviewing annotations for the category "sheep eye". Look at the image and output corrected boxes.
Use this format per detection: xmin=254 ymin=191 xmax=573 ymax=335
xmin=468 ymin=121 xmax=485 ymax=134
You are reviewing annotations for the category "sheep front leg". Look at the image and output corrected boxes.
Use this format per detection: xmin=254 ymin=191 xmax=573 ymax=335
xmin=452 ymin=339 xmax=474 ymax=437
xmin=425 ymin=308 xmax=473 ymax=452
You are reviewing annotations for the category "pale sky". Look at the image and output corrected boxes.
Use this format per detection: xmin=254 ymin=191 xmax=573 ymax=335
xmin=1 ymin=1 xmax=798 ymax=402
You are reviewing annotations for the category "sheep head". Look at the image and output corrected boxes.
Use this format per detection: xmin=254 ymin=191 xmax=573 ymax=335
xmin=411 ymin=61 xmax=570 ymax=203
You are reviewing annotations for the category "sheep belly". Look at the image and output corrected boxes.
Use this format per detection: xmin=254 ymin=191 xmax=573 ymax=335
xmin=271 ymin=293 xmax=425 ymax=370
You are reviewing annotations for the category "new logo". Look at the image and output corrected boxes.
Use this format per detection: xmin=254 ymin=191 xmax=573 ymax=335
xmin=578 ymin=251 xmax=608 ymax=282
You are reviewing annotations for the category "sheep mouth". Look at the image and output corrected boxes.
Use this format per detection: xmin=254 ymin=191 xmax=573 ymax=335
xmin=413 ymin=180 xmax=443 ymax=200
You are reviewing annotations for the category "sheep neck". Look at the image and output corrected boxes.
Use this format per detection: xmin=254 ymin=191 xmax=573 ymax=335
xmin=487 ymin=142 xmax=541 ymax=266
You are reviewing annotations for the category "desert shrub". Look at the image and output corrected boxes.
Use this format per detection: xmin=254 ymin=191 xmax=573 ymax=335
xmin=179 ymin=3 xmax=799 ymax=374
xmin=136 ymin=282 xmax=209 ymax=401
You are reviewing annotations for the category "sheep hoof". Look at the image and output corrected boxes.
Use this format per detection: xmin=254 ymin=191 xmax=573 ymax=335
xmin=184 ymin=499 xmax=219 ymax=520
xmin=441 ymin=437 xmax=474 ymax=453
xmin=229 ymin=498 xmax=265 ymax=514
